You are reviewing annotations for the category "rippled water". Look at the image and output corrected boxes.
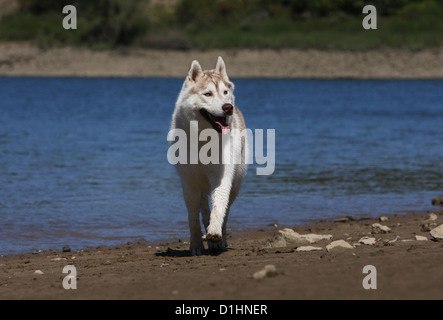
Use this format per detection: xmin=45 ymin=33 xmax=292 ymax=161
xmin=0 ymin=77 xmax=442 ymax=254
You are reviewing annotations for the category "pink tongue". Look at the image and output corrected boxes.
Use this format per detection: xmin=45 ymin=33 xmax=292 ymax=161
xmin=215 ymin=121 xmax=230 ymax=134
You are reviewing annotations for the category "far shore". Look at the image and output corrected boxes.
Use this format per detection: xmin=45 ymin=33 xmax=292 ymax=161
xmin=1 ymin=42 xmax=443 ymax=78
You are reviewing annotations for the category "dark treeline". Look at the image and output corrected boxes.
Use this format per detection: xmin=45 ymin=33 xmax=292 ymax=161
xmin=0 ymin=0 xmax=442 ymax=49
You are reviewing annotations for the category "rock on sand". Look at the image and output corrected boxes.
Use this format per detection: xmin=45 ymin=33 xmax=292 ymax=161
xmin=263 ymin=235 xmax=287 ymax=249
xmin=371 ymin=223 xmax=391 ymax=234
xmin=359 ymin=236 xmax=376 ymax=245
xmin=296 ymin=246 xmax=322 ymax=252
xmin=432 ymin=197 xmax=443 ymax=206
xmin=326 ymin=240 xmax=354 ymax=252
xmin=430 ymin=224 xmax=443 ymax=241
xmin=279 ymin=228 xmax=332 ymax=244
xmin=251 ymin=265 xmax=278 ymax=279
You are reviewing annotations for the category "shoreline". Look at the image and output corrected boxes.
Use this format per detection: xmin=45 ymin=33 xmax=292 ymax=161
xmin=1 ymin=208 xmax=442 ymax=299
xmin=1 ymin=42 xmax=443 ymax=78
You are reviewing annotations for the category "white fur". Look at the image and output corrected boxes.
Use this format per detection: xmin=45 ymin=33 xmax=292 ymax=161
xmin=170 ymin=57 xmax=247 ymax=255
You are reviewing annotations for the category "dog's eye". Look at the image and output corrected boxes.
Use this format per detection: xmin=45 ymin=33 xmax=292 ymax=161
xmin=223 ymin=90 xmax=228 ymax=95
xmin=203 ymin=92 xmax=213 ymax=97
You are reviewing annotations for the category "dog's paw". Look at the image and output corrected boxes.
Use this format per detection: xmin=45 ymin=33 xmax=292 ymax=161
xmin=208 ymin=239 xmax=227 ymax=253
xmin=206 ymin=232 xmax=222 ymax=243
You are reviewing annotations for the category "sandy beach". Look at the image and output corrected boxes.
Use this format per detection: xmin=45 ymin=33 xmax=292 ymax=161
xmin=1 ymin=208 xmax=442 ymax=300
xmin=1 ymin=42 xmax=443 ymax=301
xmin=1 ymin=42 xmax=443 ymax=78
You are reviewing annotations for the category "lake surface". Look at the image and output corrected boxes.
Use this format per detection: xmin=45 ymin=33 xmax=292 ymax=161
xmin=1 ymin=77 xmax=442 ymax=254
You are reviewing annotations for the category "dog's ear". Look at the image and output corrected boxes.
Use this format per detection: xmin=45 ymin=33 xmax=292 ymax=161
xmin=187 ymin=60 xmax=202 ymax=84
xmin=215 ymin=56 xmax=229 ymax=80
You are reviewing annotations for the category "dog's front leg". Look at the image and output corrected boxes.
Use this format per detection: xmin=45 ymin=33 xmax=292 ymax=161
xmin=183 ymin=187 xmax=204 ymax=256
xmin=206 ymin=183 xmax=231 ymax=246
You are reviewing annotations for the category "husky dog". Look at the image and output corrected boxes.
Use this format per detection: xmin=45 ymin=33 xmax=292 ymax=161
xmin=170 ymin=57 xmax=247 ymax=255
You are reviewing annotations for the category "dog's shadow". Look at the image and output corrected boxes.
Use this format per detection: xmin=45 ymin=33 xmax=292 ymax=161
xmin=155 ymin=247 xmax=229 ymax=257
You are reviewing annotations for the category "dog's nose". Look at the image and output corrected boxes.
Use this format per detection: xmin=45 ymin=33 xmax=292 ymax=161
xmin=222 ymin=103 xmax=233 ymax=115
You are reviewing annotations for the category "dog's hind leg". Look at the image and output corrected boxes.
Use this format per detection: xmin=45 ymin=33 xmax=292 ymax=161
xmin=183 ymin=187 xmax=204 ymax=256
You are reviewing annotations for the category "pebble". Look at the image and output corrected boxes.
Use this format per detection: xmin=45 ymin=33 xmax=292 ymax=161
xmin=326 ymin=240 xmax=354 ymax=252
xmin=296 ymin=246 xmax=322 ymax=252
xmin=63 ymin=246 xmax=71 ymax=253
xmin=387 ymin=235 xmax=400 ymax=244
xmin=430 ymin=224 xmax=443 ymax=241
xmin=34 ymin=270 xmax=44 ymax=275
xmin=50 ymin=257 xmax=67 ymax=261
xmin=263 ymin=235 xmax=287 ymax=249
xmin=415 ymin=235 xmax=428 ymax=241
xmin=334 ymin=216 xmax=350 ymax=223
xmin=431 ymin=196 xmax=443 ymax=206
xmin=359 ymin=236 xmax=376 ymax=245
xmin=379 ymin=216 xmax=389 ymax=222
xmin=371 ymin=223 xmax=391 ymax=234
xmin=421 ymin=222 xmax=437 ymax=232
xmin=251 ymin=265 xmax=277 ymax=280
xmin=428 ymin=213 xmax=438 ymax=221
xmin=279 ymin=228 xmax=332 ymax=244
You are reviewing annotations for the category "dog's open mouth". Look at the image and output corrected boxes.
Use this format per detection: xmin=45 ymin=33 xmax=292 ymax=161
xmin=200 ymin=109 xmax=230 ymax=134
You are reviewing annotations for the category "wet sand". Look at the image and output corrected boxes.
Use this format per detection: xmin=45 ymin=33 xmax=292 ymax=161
xmin=1 ymin=42 xmax=443 ymax=78
xmin=1 ymin=209 xmax=442 ymax=300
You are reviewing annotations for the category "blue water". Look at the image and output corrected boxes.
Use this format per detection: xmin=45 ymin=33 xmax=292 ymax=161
xmin=1 ymin=77 xmax=442 ymax=254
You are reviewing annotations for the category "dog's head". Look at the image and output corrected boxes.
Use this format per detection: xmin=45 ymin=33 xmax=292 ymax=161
xmin=180 ymin=56 xmax=235 ymax=134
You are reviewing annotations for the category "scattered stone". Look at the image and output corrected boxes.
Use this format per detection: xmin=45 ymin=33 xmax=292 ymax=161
xmin=387 ymin=236 xmax=400 ymax=244
xmin=296 ymin=246 xmax=322 ymax=252
xmin=379 ymin=216 xmax=389 ymax=222
xmin=278 ymin=228 xmax=301 ymax=242
xmin=430 ymin=224 xmax=443 ymax=241
xmin=263 ymin=235 xmax=287 ymax=249
xmin=421 ymin=222 xmax=437 ymax=232
xmin=422 ymin=213 xmax=438 ymax=231
xmin=326 ymin=240 xmax=354 ymax=252
xmin=251 ymin=265 xmax=278 ymax=279
xmin=334 ymin=216 xmax=350 ymax=223
xmin=279 ymin=228 xmax=332 ymax=244
xmin=50 ymin=257 xmax=67 ymax=261
xmin=34 ymin=270 xmax=44 ymax=275
xmin=359 ymin=236 xmax=376 ymax=245
xmin=431 ymin=196 xmax=443 ymax=206
xmin=415 ymin=235 xmax=428 ymax=241
xmin=267 ymin=223 xmax=279 ymax=228
xmin=371 ymin=223 xmax=391 ymax=234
